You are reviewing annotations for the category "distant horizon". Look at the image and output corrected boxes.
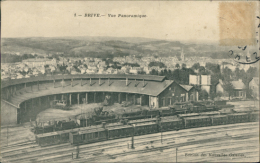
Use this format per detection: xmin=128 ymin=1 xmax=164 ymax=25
xmin=2 ymin=35 xmax=219 ymax=45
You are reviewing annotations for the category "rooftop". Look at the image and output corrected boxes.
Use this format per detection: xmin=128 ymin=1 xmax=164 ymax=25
xmin=1 ymin=74 xmax=166 ymax=88
xmin=8 ymin=78 xmax=173 ymax=107
xmin=134 ymin=122 xmax=157 ymax=127
xmin=231 ymin=80 xmax=246 ymax=90
xmin=184 ymin=116 xmax=210 ymax=120
xmin=179 ymin=84 xmax=193 ymax=92
xmin=106 ymin=125 xmax=132 ymax=130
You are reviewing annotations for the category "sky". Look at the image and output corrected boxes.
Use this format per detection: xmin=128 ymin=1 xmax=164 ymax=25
xmin=2 ymin=1 xmax=221 ymax=42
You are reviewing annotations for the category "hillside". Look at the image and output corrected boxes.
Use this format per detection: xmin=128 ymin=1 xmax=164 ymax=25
xmin=1 ymin=37 xmax=234 ymax=62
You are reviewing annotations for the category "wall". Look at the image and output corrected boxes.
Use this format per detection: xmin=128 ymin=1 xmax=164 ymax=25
xmin=1 ymin=100 xmax=18 ymax=126
xmin=150 ymin=96 xmax=159 ymax=108
xmin=201 ymin=85 xmax=211 ymax=94
xmin=158 ymin=82 xmax=190 ymax=107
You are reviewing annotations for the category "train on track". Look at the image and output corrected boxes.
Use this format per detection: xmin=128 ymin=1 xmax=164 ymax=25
xmin=35 ymin=110 xmax=259 ymax=146
xmin=33 ymin=101 xmax=236 ymax=134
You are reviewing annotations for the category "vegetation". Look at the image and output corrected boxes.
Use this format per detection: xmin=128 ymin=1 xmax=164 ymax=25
xmin=148 ymin=61 xmax=166 ymax=68
xmin=1 ymin=53 xmax=37 ymax=63
xmin=122 ymin=62 xmax=140 ymax=67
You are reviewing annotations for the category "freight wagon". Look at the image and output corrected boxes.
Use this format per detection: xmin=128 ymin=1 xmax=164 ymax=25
xmin=183 ymin=116 xmax=211 ymax=128
xmin=36 ymin=111 xmax=258 ymax=147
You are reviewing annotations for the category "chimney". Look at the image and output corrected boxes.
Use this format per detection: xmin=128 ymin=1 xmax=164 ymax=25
xmin=108 ymin=77 xmax=110 ymax=85
xmin=126 ymin=78 xmax=128 ymax=86
xmin=143 ymin=78 xmax=145 ymax=87
xmin=99 ymin=78 xmax=101 ymax=85
xmin=90 ymin=78 xmax=92 ymax=85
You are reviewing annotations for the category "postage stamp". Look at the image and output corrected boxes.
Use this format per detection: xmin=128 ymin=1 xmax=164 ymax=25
xmin=1 ymin=1 xmax=259 ymax=162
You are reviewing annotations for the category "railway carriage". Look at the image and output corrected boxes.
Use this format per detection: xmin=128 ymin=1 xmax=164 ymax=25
xmin=36 ymin=132 xmax=60 ymax=146
xmin=160 ymin=118 xmax=183 ymax=131
xmin=56 ymin=129 xmax=72 ymax=143
xmin=183 ymin=116 xmax=211 ymax=128
xmin=94 ymin=118 xmax=118 ymax=125
xmin=128 ymin=118 xmax=157 ymax=125
xmin=126 ymin=114 xmax=147 ymax=120
xmin=249 ymin=112 xmax=259 ymax=122
xmin=69 ymin=132 xmax=82 ymax=145
xmin=210 ymin=115 xmax=228 ymax=126
xmin=178 ymin=113 xmax=200 ymax=119
xmin=107 ymin=125 xmax=133 ymax=139
xmin=200 ymin=111 xmax=220 ymax=116
xmin=192 ymin=106 xmax=207 ymax=113
xmin=159 ymin=107 xmax=175 ymax=117
xmin=173 ymin=103 xmax=191 ymax=114
xmin=83 ymin=128 xmax=107 ymax=143
xmin=204 ymin=105 xmax=216 ymax=112
xmin=227 ymin=113 xmax=250 ymax=124
xmin=69 ymin=127 xmax=106 ymax=145
xmin=146 ymin=110 xmax=160 ymax=118
xmin=35 ymin=107 xmax=259 ymax=147
xmin=134 ymin=122 xmax=158 ymax=136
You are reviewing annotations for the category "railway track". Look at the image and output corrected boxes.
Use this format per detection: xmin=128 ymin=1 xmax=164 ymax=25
xmin=153 ymin=138 xmax=258 ymax=162
xmin=1 ymin=122 xmax=258 ymax=162
xmin=2 ymin=122 xmax=256 ymax=158
xmin=79 ymin=131 xmax=258 ymax=162
xmin=122 ymin=137 xmax=258 ymax=162
xmin=2 ymin=122 xmax=252 ymax=155
xmin=4 ymin=123 xmax=258 ymax=163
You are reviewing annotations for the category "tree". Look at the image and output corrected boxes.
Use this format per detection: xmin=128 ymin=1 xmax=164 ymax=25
xmin=150 ymin=69 xmax=159 ymax=75
xmin=182 ymin=63 xmax=187 ymax=69
xmin=175 ymin=63 xmax=180 ymax=69
xmin=222 ymin=81 xmax=234 ymax=100
xmin=247 ymin=67 xmax=258 ymax=77
xmin=222 ymin=67 xmax=232 ymax=81
xmin=148 ymin=61 xmax=166 ymax=68
xmin=199 ymin=90 xmax=209 ymax=100
xmin=191 ymin=63 xmax=200 ymax=70
xmin=198 ymin=66 xmax=206 ymax=73
xmin=205 ymin=63 xmax=221 ymax=74
xmin=138 ymin=71 xmax=146 ymax=75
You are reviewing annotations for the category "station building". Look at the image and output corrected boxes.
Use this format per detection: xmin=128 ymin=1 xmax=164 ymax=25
xmin=1 ymin=74 xmax=199 ymax=125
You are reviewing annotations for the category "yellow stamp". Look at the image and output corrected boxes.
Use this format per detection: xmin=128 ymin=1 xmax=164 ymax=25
xmin=219 ymin=2 xmax=257 ymax=46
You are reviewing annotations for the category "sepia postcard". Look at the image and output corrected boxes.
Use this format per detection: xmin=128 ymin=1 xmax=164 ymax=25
xmin=1 ymin=0 xmax=259 ymax=162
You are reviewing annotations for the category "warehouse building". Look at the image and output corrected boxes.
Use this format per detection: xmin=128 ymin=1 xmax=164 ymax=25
xmin=1 ymin=74 xmax=199 ymax=125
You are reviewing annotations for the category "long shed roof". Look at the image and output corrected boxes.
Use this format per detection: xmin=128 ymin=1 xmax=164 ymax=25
xmin=8 ymin=78 xmax=174 ymax=107
xmin=1 ymin=74 xmax=166 ymax=88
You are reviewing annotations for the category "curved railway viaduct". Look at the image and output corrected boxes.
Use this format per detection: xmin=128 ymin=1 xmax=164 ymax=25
xmin=1 ymin=74 xmax=199 ymax=126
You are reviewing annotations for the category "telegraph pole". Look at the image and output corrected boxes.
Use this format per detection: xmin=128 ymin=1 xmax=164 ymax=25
xmin=161 ymin=125 xmax=163 ymax=144
xmin=131 ymin=124 xmax=135 ymax=149
xmin=176 ymin=147 xmax=178 ymax=163
xmin=7 ymin=126 xmax=8 ymax=146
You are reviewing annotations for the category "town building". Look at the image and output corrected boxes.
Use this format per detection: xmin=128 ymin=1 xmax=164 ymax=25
xmin=231 ymin=79 xmax=246 ymax=99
